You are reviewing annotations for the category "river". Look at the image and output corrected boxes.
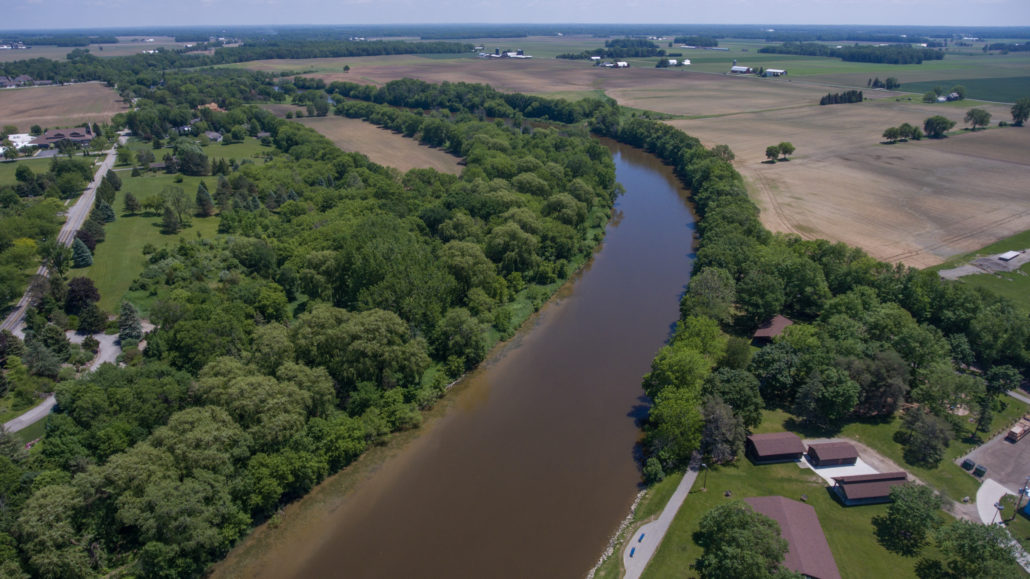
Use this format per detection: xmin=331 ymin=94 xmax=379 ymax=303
xmin=217 ymin=141 xmax=697 ymax=578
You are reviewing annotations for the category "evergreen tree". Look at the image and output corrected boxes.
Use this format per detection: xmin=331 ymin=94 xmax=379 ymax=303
xmin=91 ymin=200 xmax=116 ymax=223
xmin=124 ymin=192 xmax=141 ymax=215
xmin=196 ymin=182 xmax=214 ymax=217
xmin=161 ymin=206 xmax=181 ymax=234
xmin=119 ymin=301 xmax=144 ymax=342
xmin=71 ymin=237 xmax=93 ymax=268
xmin=77 ymin=303 xmax=107 ymax=335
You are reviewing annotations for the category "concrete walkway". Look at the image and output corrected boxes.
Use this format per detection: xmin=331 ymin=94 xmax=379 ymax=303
xmin=622 ymin=463 xmax=700 ymax=579
xmin=977 ymin=478 xmax=1016 ymax=523
xmin=1008 ymin=390 xmax=1030 ymax=406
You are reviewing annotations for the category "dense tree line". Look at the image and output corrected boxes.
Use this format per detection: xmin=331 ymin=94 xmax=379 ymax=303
xmin=820 ymin=90 xmax=863 ymax=105
xmin=673 ymin=36 xmax=718 ymax=47
xmin=759 ymin=42 xmax=944 ymax=64
xmin=557 ymin=38 xmax=666 ymax=60
xmin=589 ymin=112 xmax=1028 ymax=480
xmin=0 ymin=79 xmax=619 ymax=576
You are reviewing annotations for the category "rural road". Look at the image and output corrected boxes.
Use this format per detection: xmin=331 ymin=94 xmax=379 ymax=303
xmin=0 ymin=137 xmax=123 ymax=333
xmin=622 ymin=462 xmax=700 ymax=578
xmin=2 ymin=395 xmax=57 ymax=434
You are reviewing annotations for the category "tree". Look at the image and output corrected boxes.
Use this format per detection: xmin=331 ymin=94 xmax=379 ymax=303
xmin=949 ymin=85 xmax=966 ymax=100
xmin=792 ymin=367 xmax=860 ymax=428
xmin=161 ymin=206 xmax=181 ymax=234
xmin=765 ymin=145 xmax=780 ymax=162
xmin=15 ymin=163 xmax=34 ymax=184
xmin=647 ymin=386 xmax=703 ymax=468
xmin=900 ymin=411 xmax=952 ymax=467
xmin=30 ymin=124 xmax=42 ymax=136
xmin=71 ymin=237 xmax=92 ymax=268
xmin=883 ymin=126 xmax=901 ymax=143
xmin=434 ymin=307 xmax=487 ymax=372
xmin=898 ymin=123 xmax=915 ymax=140
xmin=65 ymin=277 xmax=100 ymax=314
xmin=873 ymin=484 xmax=942 ymax=555
xmin=124 ymin=192 xmax=141 ymax=215
xmin=703 ymin=368 xmax=763 ymax=428
xmin=680 ymin=267 xmax=736 ymax=324
xmin=711 ymin=144 xmax=735 ymax=162
xmin=922 ymin=91 xmax=938 ymax=103
xmin=1011 ymin=97 xmax=1030 ymax=126
xmin=923 ymin=520 xmax=1020 ymax=578
xmin=923 ymin=115 xmax=956 ymax=138
xmin=76 ymin=303 xmax=107 ymax=334
xmin=116 ymin=146 xmax=135 ymax=166
xmin=964 ymin=108 xmax=991 ymax=130
xmin=693 ymin=501 xmax=792 ymax=579
xmin=118 ymin=301 xmax=143 ymax=342
xmin=195 ymin=182 xmax=214 ymax=217
xmin=160 ymin=185 xmax=192 ymax=225
xmin=91 ymin=200 xmax=115 ymax=223
xmin=777 ymin=142 xmax=795 ymax=160
xmin=699 ymin=396 xmax=745 ymax=463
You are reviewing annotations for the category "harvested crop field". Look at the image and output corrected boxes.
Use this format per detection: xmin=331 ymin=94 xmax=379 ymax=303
xmin=670 ymin=100 xmax=1028 ymax=268
xmin=297 ymin=116 xmax=463 ymax=175
xmin=0 ymin=82 xmax=127 ymax=132
xmin=247 ymin=51 xmax=1030 ymax=267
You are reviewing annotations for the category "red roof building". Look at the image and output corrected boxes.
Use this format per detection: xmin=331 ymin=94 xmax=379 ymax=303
xmin=753 ymin=315 xmax=794 ymax=343
xmin=745 ymin=496 xmax=842 ymax=579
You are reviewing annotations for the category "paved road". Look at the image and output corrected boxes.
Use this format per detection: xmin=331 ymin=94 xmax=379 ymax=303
xmin=1 ymin=139 xmax=123 ymax=333
xmin=1009 ymin=390 xmax=1030 ymax=406
xmin=623 ymin=462 xmax=700 ymax=579
xmin=2 ymin=394 xmax=57 ymax=434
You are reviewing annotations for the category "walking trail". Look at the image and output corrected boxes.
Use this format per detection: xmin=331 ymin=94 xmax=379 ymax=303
xmin=622 ymin=460 xmax=700 ymax=579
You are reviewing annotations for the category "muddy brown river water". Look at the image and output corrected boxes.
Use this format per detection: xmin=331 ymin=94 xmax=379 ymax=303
xmin=220 ymin=141 xmax=696 ymax=578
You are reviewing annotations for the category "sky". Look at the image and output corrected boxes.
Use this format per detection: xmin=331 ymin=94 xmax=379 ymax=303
xmin=4 ymin=0 xmax=1030 ymax=30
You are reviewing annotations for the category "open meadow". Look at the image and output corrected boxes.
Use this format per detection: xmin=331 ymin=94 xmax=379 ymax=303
xmin=0 ymin=36 xmax=190 ymax=63
xmin=297 ymin=116 xmax=463 ymax=175
xmin=238 ymin=41 xmax=1030 ymax=268
xmin=0 ymin=82 xmax=128 ymax=132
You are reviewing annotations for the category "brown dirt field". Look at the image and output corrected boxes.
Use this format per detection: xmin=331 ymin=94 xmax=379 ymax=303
xmin=297 ymin=116 xmax=462 ymax=175
xmin=670 ymin=100 xmax=1028 ymax=268
xmin=251 ymin=54 xmax=1030 ymax=267
xmin=0 ymin=82 xmax=128 ymax=132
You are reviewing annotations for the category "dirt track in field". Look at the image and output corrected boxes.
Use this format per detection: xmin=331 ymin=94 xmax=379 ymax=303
xmin=248 ymin=54 xmax=1030 ymax=267
xmin=0 ymin=82 xmax=128 ymax=132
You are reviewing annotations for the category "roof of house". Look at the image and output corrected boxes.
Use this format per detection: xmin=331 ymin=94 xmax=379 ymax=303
xmin=748 ymin=432 xmax=805 ymax=457
xmin=745 ymin=496 xmax=842 ymax=579
xmin=832 ymin=472 xmax=908 ymax=500
xmin=807 ymin=442 xmax=858 ymax=462
xmin=754 ymin=315 xmax=794 ymax=339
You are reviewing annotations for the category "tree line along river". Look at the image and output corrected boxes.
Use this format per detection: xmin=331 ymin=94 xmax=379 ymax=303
xmin=212 ymin=140 xmax=697 ymax=578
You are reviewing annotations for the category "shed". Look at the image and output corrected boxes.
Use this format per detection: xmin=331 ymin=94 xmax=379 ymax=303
xmin=999 ymin=250 xmax=1020 ymax=261
xmin=730 ymin=65 xmax=753 ymax=73
xmin=764 ymin=68 xmax=787 ymax=77
xmin=753 ymin=315 xmax=794 ymax=344
xmin=806 ymin=442 xmax=858 ymax=467
xmin=747 ymin=432 xmax=805 ymax=464
xmin=745 ymin=496 xmax=842 ymax=579
xmin=832 ymin=472 xmax=908 ymax=505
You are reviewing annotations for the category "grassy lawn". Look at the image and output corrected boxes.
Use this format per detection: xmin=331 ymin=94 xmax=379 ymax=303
xmin=641 ymin=458 xmax=919 ymax=579
xmin=81 ymin=171 xmax=221 ymax=312
xmin=1001 ymin=493 xmax=1030 ymax=552
xmin=757 ymin=398 xmax=1030 ymax=506
xmin=0 ymin=157 xmax=51 ymax=187
xmin=930 ymin=228 xmax=1030 ymax=313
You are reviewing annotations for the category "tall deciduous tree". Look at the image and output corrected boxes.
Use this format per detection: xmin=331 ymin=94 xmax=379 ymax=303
xmin=699 ymin=396 xmax=745 ymax=463
xmin=923 ymin=115 xmax=956 ymax=138
xmin=765 ymin=145 xmax=780 ymax=162
xmin=693 ymin=501 xmax=791 ymax=579
xmin=1011 ymin=97 xmax=1030 ymax=126
xmin=777 ymin=142 xmax=795 ymax=159
xmin=964 ymin=108 xmax=991 ymax=130
xmin=873 ymin=484 xmax=942 ymax=555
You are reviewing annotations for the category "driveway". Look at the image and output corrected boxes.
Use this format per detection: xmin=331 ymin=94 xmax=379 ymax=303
xmin=959 ymin=426 xmax=1030 ymax=496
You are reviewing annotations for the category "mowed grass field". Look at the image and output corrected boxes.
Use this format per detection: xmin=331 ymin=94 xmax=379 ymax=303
xmin=238 ymin=41 xmax=1030 ymax=268
xmin=296 ymin=116 xmax=463 ymax=175
xmin=0 ymin=82 xmax=128 ymax=133
xmin=0 ymin=157 xmax=51 ymax=187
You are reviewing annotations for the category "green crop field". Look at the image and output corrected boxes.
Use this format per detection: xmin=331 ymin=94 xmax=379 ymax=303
xmin=902 ymin=76 xmax=1030 ymax=103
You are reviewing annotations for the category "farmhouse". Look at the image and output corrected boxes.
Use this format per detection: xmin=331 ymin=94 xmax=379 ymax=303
xmin=744 ymin=496 xmax=842 ymax=579
xmin=831 ymin=472 xmax=908 ymax=506
xmin=764 ymin=68 xmax=787 ymax=77
xmin=806 ymin=442 xmax=858 ymax=467
xmin=204 ymin=131 xmax=224 ymax=143
xmin=730 ymin=65 xmax=754 ymax=74
xmin=747 ymin=432 xmax=805 ymax=464
xmin=753 ymin=314 xmax=794 ymax=344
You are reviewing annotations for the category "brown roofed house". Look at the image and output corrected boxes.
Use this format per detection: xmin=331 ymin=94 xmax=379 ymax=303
xmin=832 ymin=472 xmax=908 ymax=505
xmin=745 ymin=496 xmax=842 ymax=579
xmin=806 ymin=442 xmax=858 ymax=467
xmin=747 ymin=432 xmax=805 ymax=464
xmin=753 ymin=315 xmax=794 ymax=344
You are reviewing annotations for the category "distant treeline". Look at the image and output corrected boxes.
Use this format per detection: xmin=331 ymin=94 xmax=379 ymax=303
xmin=820 ymin=90 xmax=863 ymax=105
xmin=673 ymin=36 xmax=718 ymax=47
xmin=1 ymin=34 xmax=118 ymax=46
xmin=759 ymin=42 xmax=944 ymax=64
xmin=557 ymin=38 xmax=665 ymax=60
xmin=986 ymin=43 xmax=1030 ymax=52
